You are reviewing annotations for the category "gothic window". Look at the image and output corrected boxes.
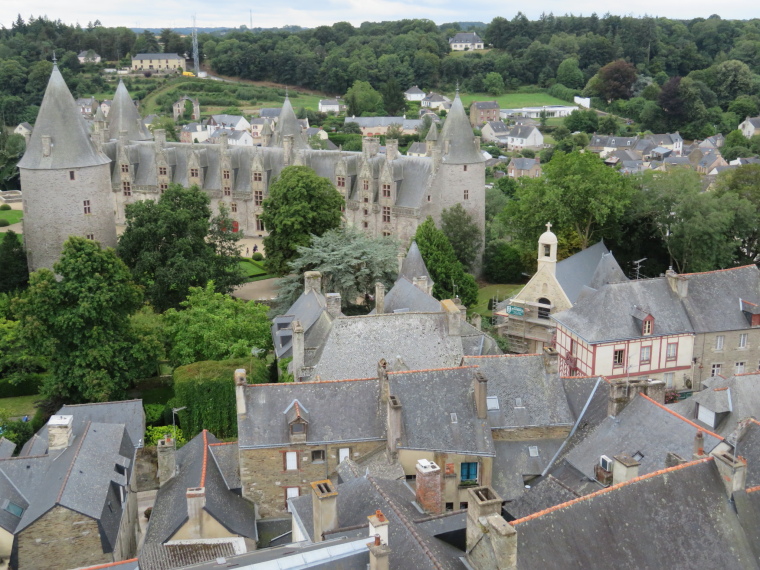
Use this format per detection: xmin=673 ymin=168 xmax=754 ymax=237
xmin=464 ymin=189 xmax=469 ymax=200
xmin=190 ymin=168 xmax=199 ymax=178
xmin=122 ymin=181 xmax=131 ymax=196
xmin=158 ymin=166 xmax=167 ymax=176
xmin=382 ymin=184 xmax=391 ymax=198
xmin=254 ymin=171 xmax=263 ymax=182
xmin=337 ymin=176 xmax=345 ymax=187
xmin=254 ymin=190 xmax=263 ymax=206
xmin=121 ymin=163 xmax=129 ymax=173
xmin=382 ymin=206 xmax=391 ymax=223
xmin=83 ymin=200 xmax=91 ymax=214
xmin=231 ymin=202 xmax=238 ymax=213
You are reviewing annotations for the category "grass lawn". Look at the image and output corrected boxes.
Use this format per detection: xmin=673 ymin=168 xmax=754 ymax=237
xmin=0 ymin=209 xmax=23 ymax=225
xmin=0 ymin=394 xmax=40 ymax=418
xmin=457 ymin=92 xmax=571 ymax=109
xmin=472 ymin=283 xmax=524 ymax=318
xmin=239 ymin=259 xmax=270 ymax=280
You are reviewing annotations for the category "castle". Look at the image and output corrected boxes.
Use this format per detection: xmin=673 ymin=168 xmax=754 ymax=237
xmin=19 ymin=65 xmax=486 ymax=271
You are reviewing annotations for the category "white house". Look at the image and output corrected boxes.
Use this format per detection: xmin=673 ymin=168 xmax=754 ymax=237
xmin=78 ymin=50 xmax=101 ymax=64
xmin=500 ymin=105 xmax=578 ymax=120
xmin=739 ymin=116 xmax=760 ymax=139
xmin=506 ymin=125 xmax=543 ymax=151
xmin=206 ymin=114 xmax=251 ymax=133
xmin=404 ymin=86 xmax=425 ymax=102
xmin=14 ymin=122 xmax=32 ymax=139
xmin=421 ymin=92 xmax=451 ymax=111
xmin=318 ymin=99 xmax=344 ymax=113
xmin=448 ymin=32 xmax=484 ymax=51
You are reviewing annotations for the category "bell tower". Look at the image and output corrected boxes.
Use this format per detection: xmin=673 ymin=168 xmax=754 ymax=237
xmin=537 ymin=222 xmax=558 ymax=275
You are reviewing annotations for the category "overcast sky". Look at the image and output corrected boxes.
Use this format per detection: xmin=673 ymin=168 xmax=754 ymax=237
xmin=1 ymin=1 xmax=751 ymax=31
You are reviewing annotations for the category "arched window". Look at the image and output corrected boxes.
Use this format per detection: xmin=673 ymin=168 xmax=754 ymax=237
xmin=538 ymin=297 xmax=551 ymax=319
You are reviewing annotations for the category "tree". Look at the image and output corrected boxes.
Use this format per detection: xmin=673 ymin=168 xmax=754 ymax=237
xmin=711 ymin=60 xmax=753 ymax=107
xmin=714 ymin=164 xmax=760 ymax=264
xmin=484 ymin=72 xmax=505 ymax=96
xmin=274 ymin=226 xmax=399 ymax=312
xmin=117 ymin=185 xmax=245 ymax=312
xmin=260 ymin=166 xmax=344 ymax=275
xmin=414 ymin=217 xmax=478 ymax=307
xmin=381 ymin=78 xmax=406 ymax=116
xmin=0 ymin=231 xmax=28 ymax=293
xmin=484 ymin=241 xmax=525 ymax=283
xmin=564 ymin=109 xmax=598 ymax=133
xmin=556 ymin=58 xmax=584 ymax=89
xmin=164 ymin=282 xmax=272 ymax=367
xmin=598 ymin=115 xmax=619 ymax=135
xmin=728 ymin=95 xmax=758 ymax=120
xmin=14 ymin=237 xmax=159 ymax=403
xmin=440 ymin=204 xmax=482 ymax=271
xmin=345 ymin=80 xmax=384 ymax=116
xmin=595 ymin=60 xmax=637 ymax=101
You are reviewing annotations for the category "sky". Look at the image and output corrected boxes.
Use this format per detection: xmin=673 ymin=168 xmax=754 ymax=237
xmin=0 ymin=0 xmax=753 ymax=30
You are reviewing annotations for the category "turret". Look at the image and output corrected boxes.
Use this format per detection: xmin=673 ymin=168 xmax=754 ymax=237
xmin=271 ymin=94 xmax=308 ymax=150
xmin=107 ymin=80 xmax=153 ymax=142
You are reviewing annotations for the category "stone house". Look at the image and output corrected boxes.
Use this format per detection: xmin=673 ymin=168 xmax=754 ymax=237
xmin=404 ymin=85 xmax=425 ymax=101
xmin=505 ymin=125 xmax=543 ymax=151
xmin=131 ymin=53 xmax=184 ymax=72
xmin=448 ymin=32 xmax=484 ymax=51
xmin=507 ymin=157 xmax=541 ymax=178
xmin=480 ymin=120 xmax=509 ymax=145
xmin=179 ymin=122 xmax=210 ymax=144
xmin=469 ymin=101 xmax=500 ymax=127
xmin=172 ymin=96 xmax=200 ymax=121
xmin=588 ymin=135 xmax=639 ymax=157
xmin=696 ymin=149 xmax=727 ymax=174
xmin=739 ymin=116 xmax=760 ymax=139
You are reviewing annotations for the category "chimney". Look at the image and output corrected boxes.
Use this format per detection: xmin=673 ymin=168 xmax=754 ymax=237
xmin=311 ymin=480 xmax=338 ymax=542
xmin=474 ymin=371 xmax=488 ymax=420
xmin=474 ymin=136 xmax=481 ymax=150
xmin=441 ymin=299 xmax=461 ymax=336
xmin=387 ymin=395 xmax=402 ymax=455
xmin=186 ymin=487 xmax=206 ymax=523
xmin=386 ymin=139 xmax=399 ymax=161
xmin=712 ymin=451 xmax=747 ymax=499
xmin=48 ymin=415 xmax=73 ymax=450
xmin=368 ymin=512 xmax=391 ymax=570
xmin=220 ymin=131 xmax=228 ymax=151
xmin=304 ymin=271 xmax=322 ymax=294
xmin=612 ymin=454 xmax=640 ymax=485
xmin=693 ymin=430 xmax=706 ymax=459
xmin=431 ymin=146 xmax=441 ymax=172
xmin=154 ymin=128 xmax=166 ymax=149
xmin=368 ymin=510 xmax=389 ymax=546
xmin=41 ymin=135 xmax=52 ymax=157
xmin=378 ymin=359 xmax=389 ymax=403
xmin=397 ymin=252 xmax=405 ymax=274
xmin=412 ymin=276 xmax=428 ymax=292
xmin=291 ymin=320 xmax=304 ymax=381
xmin=666 ymin=267 xmax=689 ymax=298
xmin=235 ymin=368 xmax=247 ymax=415
xmin=665 ymin=452 xmax=688 ymax=468
xmin=415 ymin=459 xmax=443 ymax=515
xmin=607 ymin=377 xmax=665 ymax=417
xmin=119 ymin=129 xmax=129 ymax=147
xmin=375 ymin=282 xmax=385 ymax=315
xmin=466 ymin=486 xmax=504 ymax=553
xmin=283 ymin=135 xmax=293 ymax=166
xmin=470 ymin=313 xmax=482 ymax=331
xmin=543 ymin=346 xmax=559 ymax=375
xmin=325 ymin=293 xmax=341 ymax=318
xmin=157 ymin=437 xmax=177 ymax=486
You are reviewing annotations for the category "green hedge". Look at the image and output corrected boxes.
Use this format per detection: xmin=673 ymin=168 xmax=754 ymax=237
xmin=0 ymin=374 xmax=44 ymax=397
xmin=173 ymin=357 xmax=269 ymax=439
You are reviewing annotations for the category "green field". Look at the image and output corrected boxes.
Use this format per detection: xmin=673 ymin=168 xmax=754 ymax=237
xmin=0 ymin=209 xmax=22 ymax=225
xmin=456 ymin=92 xmax=571 ymax=109
xmin=472 ymin=283 xmax=524 ymax=318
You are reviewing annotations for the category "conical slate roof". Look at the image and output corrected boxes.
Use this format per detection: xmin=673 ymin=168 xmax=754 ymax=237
xmin=425 ymin=122 xmax=439 ymax=142
xmin=18 ymin=65 xmax=110 ymax=170
xmin=261 ymin=119 xmax=273 ymax=136
xmin=271 ymin=95 xmax=308 ymax=150
xmin=400 ymin=240 xmax=433 ymax=285
xmin=438 ymin=93 xmax=484 ymax=165
xmin=93 ymin=104 xmax=106 ymax=122
xmin=107 ymin=80 xmax=153 ymax=142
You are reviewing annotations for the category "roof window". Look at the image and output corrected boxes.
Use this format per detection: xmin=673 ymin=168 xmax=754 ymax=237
xmin=486 ymin=396 xmax=499 ymax=410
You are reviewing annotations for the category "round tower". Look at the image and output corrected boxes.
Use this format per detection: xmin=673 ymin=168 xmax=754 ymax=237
xmin=537 ymin=222 xmax=558 ymax=274
xmin=18 ymin=65 xmax=116 ymax=271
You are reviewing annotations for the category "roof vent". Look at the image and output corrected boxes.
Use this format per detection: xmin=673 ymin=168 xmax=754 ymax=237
xmin=486 ymin=396 xmax=499 ymax=410
xmin=450 ymin=413 xmax=458 ymax=424
xmin=528 ymin=446 xmax=539 ymax=457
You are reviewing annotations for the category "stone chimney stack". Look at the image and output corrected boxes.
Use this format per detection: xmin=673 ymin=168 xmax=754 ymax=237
xmin=543 ymin=347 xmax=559 ymax=375
xmin=470 ymin=313 xmax=482 ymax=331
xmin=397 ymin=252 xmax=405 ymax=274
xmin=235 ymin=368 xmax=247 ymax=415
xmin=412 ymin=276 xmax=428 ymax=292
xmin=415 ymin=459 xmax=443 ymax=515
xmin=431 ymin=146 xmax=441 ymax=173
xmin=474 ymin=372 xmax=488 ymax=420
xmin=368 ymin=510 xmax=389 ymax=547
xmin=311 ymin=480 xmax=338 ymax=542
xmin=304 ymin=271 xmax=322 ymax=294
xmin=283 ymin=134 xmax=294 ymax=166
xmin=387 ymin=395 xmax=402 ymax=455
xmin=157 ymin=436 xmax=177 ymax=486
xmin=291 ymin=320 xmax=304 ymax=382
xmin=368 ymin=511 xmax=390 ymax=570
xmin=186 ymin=487 xmax=206 ymax=526
xmin=154 ymin=128 xmax=166 ymax=149
xmin=666 ymin=267 xmax=689 ymax=298
xmin=441 ymin=299 xmax=462 ymax=336
xmin=378 ymin=359 xmax=389 ymax=403
xmin=465 ymin=486 xmax=504 ymax=553
xmin=712 ymin=451 xmax=747 ymax=499
xmin=386 ymin=139 xmax=399 ymax=161
xmin=220 ymin=131 xmax=228 ymax=151
xmin=608 ymin=378 xmax=666 ymax=417
xmin=325 ymin=293 xmax=342 ymax=318
xmin=375 ymin=282 xmax=385 ymax=315
xmin=41 ymin=135 xmax=51 ymax=157
xmin=48 ymin=415 xmax=73 ymax=451
xmin=119 ymin=129 xmax=129 ymax=147
xmin=612 ymin=454 xmax=640 ymax=485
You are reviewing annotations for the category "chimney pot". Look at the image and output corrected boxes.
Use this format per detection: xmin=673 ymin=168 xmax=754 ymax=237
xmin=374 ymin=534 xmax=381 ymax=546
xmin=368 ymin=509 xmax=390 ymax=547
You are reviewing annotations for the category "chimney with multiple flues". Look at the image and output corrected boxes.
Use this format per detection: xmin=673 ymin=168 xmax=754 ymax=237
xmin=367 ymin=510 xmax=390 ymax=570
xmin=465 ymin=486 xmax=517 ymax=570
xmin=311 ymin=480 xmax=339 ymax=542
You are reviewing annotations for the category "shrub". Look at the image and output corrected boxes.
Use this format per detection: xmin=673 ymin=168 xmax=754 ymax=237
xmin=252 ymin=252 xmax=264 ymax=261
xmin=144 ymin=403 xmax=167 ymax=426
xmin=484 ymin=241 xmax=525 ymax=284
xmin=145 ymin=425 xmax=186 ymax=447
xmin=0 ymin=204 xmax=10 ymax=210
xmin=0 ymin=220 xmax=9 ymax=227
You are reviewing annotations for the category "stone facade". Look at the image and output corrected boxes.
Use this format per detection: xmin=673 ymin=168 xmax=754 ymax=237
xmin=694 ymin=329 xmax=760 ymax=390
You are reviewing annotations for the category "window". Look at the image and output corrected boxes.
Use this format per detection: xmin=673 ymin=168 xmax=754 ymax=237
xmin=256 ymin=217 xmax=265 ymax=232
xmin=363 ymin=221 xmax=368 ymax=228
xmin=121 ymin=163 xmax=129 ymax=173
xmin=450 ymin=413 xmax=458 ymax=423
xmin=311 ymin=450 xmax=325 ymax=463
xmin=290 ymin=422 xmax=304 ymax=434
xmin=231 ymin=202 xmax=237 ymax=213
xmin=224 ymin=187 xmax=231 ymax=196
xmin=69 ymin=170 xmax=76 ymax=180
xmin=445 ymin=502 xmax=454 ymax=511
xmin=711 ymin=363 xmax=722 ymax=377
xmin=537 ymin=297 xmax=551 ymax=319
xmin=736 ymin=362 xmax=746 ymax=374
xmin=528 ymin=446 xmax=539 ymax=457
xmin=740 ymin=333 xmax=748 ymax=348
xmin=363 ymin=197 xmax=369 ymax=203
xmin=427 ymin=195 xmax=431 ymax=202
xmin=336 ymin=176 xmax=345 ymax=187
xmin=643 ymin=319 xmax=652 ymax=335
xmin=83 ymin=200 xmax=91 ymax=214
xmin=254 ymin=190 xmax=263 ymax=206
xmin=122 ymin=181 xmax=131 ymax=196
xmin=697 ymin=405 xmax=716 ymax=428
xmin=254 ymin=171 xmax=263 ymax=182
xmin=363 ymin=180 xmax=369 ymax=191
xmin=382 ymin=206 xmax=391 ymax=223
xmin=716 ymin=335 xmax=725 ymax=350
xmin=486 ymin=396 xmax=499 ymax=410
xmin=190 ymin=167 xmax=199 ymax=178
xmin=223 ymin=169 xmax=230 ymax=180
xmin=543 ymin=245 xmax=550 ymax=257
xmin=159 ymin=183 xmax=168 ymax=193
xmin=640 ymin=346 xmax=651 ymax=364
xmin=666 ymin=343 xmax=677 ymax=361
xmin=463 ymin=189 xmax=469 ymax=200
xmin=285 ymin=451 xmax=298 ymax=471
xmin=285 ymin=487 xmax=300 ymax=512
xmin=461 ymin=462 xmax=478 ymax=482
xmin=339 ymin=448 xmax=350 ymax=463
xmin=363 ymin=209 xmax=369 ymax=217
xmin=382 ymin=231 xmax=391 ymax=237
xmin=460 ymin=502 xmax=469 ymax=510
xmin=614 ymin=349 xmax=625 ymax=367
xmin=158 ymin=166 xmax=167 ymax=176
xmin=382 ymin=184 xmax=391 ymax=198
xmin=463 ymin=165 xmax=468 ymax=172
xmin=664 ymin=372 xmax=674 ymax=388
xmin=85 ymin=233 xmax=94 ymax=240
xmin=2 ymin=500 xmax=24 ymax=518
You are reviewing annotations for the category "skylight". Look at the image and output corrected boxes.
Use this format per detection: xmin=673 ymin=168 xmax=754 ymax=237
xmin=486 ymin=396 xmax=499 ymax=411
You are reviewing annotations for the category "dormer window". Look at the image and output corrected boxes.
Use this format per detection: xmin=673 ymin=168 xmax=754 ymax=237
xmin=190 ymin=168 xmax=199 ymax=178
xmin=287 ymin=400 xmax=309 ymax=443
xmin=290 ymin=422 xmax=304 ymax=434
xmin=643 ymin=317 xmax=653 ymax=336
xmin=363 ymin=180 xmax=369 ymax=191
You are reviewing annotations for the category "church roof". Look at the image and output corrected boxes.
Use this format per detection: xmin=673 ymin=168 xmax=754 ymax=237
xmin=107 ymin=80 xmax=153 ymax=142
xmin=271 ymin=96 xmax=308 ymax=150
xmin=555 ymin=241 xmax=626 ymax=304
xmin=18 ymin=65 xmax=110 ymax=170
xmin=438 ymin=93 xmax=484 ymax=165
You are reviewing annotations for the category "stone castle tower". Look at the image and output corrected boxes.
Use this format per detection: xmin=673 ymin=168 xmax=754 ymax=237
xmin=18 ymin=65 xmax=116 ymax=271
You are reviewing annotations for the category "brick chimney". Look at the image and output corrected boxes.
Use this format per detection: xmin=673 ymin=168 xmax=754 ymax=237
xmin=441 ymin=299 xmax=462 ymax=336
xmin=386 ymin=139 xmax=399 ymax=161
xmin=712 ymin=451 xmax=747 ymax=499
xmin=415 ymin=459 xmax=443 ymax=515
xmin=387 ymin=395 xmax=403 ymax=455
xmin=48 ymin=415 xmax=73 ymax=451
xmin=311 ymin=480 xmax=338 ymax=542
xmin=291 ymin=320 xmax=304 ymax=381
xmin=375 ymin=282 xmax=385 ymax=315
xmin=235 ymin=368 xmax=247 ymax=415
xmin=465 ymin=486 xmax=504 ymax=554
xmin=666 ymin=267 xmax=689 ymax=298
xmin=157 ymin=437 xmax=177 ymax=486
xmin=612 ymin=454 xmax=640 ymax=485
xmin=304 ymin=271 xmax=322 ymax=294
xmin=325 ymin=293 xmax=342 ymax=318
xmin=474 ymin=371 xmax=488 ymax=420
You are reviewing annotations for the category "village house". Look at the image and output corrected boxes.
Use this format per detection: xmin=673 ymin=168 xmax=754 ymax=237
xmin=506 ymin=125 xmax=543 ymax=151
xmin=317 ymin=99 xmax=344 ymax=113
xmin=507 ymin=157 xmax=542 ymax=178
xmin=131 ymin=53 xmax=184 ymax=72
xmin=448 ymin=32 xmax=484 ymax=51
xmin=740 ymin=115 xmax=760 ymax=139
xmin=100 ymin=99 xmax=112 ymax=117
xmin=179 ymin=122 xmax=210 ymax=144
xmin=500 ymin=105 xmax=578 ymax=120
xmin=480 ymin=120 xmax=509 ymax=145
xmin=343 ymin=116 xmax=421 ymax=136
xmin=404 ymin=85 xmax=425 ymax=101
xmin=75 ymin=96 xmax=98 ymax=117
xmin=13 ymin=122 xmax=32 ymax=140
xmin=421 ymin=92 xmax=451 ymax=111
xmin=469 ymin=101 xmax=500 ymax=127
xmin=77 ymin=50 xmax=101 ymax=63
xmin=206 ymin=114 xmax=250 ymax=133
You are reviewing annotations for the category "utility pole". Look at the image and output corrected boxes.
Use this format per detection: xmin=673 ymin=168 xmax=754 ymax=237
xmin=192 ymin=15 xmax=199 ymax=76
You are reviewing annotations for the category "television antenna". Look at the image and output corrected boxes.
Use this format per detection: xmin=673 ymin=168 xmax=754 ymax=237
xmin=633 ymin=258 xmax=647 ymax=280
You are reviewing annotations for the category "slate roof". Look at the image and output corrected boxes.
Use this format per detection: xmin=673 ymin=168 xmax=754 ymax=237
xmin=472 ymin=102 xmax=500 ymax=110
xmin=272 ymin=288 xmax=329 ymax=359
xmin=134 ymin=53 xmax=184 ymax=60
xmin=555 ymin=240 xmax=628 ymax=304
xmin=18 ymin=65 xmax=111 ymax=170
xmin=400 ymin=241 xmax=432 ymax=283
xmin=507 ymin=125 xmax=538 ymax=140
xmin=439 ymin=94 xmax=484 ymax=165
xmin=449 ymin=32 xmax=483 ymax=44
xmin=510 ymin=158 xmax=538 ymax=171
xmin=344 ymin=116 xmax=422 ymax=130
xmin=108 ymin=80 xmax=153 ymax=142
xmin=259 ymin=107 xmax=281 ymax=118
xmin=405 ymin=85 xmax=425 ymax=95
xmin=589 ymin=135 xmax=638 ymax=148
xmin=388 ymin=367 xmax=495 ymax=456
xmin=564 ymin=394 xmax=721 ymax=483
xmin=209 ymin=114 xmax=247 ymax=127
xmin=370 ymin=277 xmax=441 ymax=314
xmin=407 ymin=141 xmax=427 ymax=155
xmin=270 ymin=96 xmax=309 ymax=150
xmin=503 ymin=473 xmax=579 ymax=520
xmin=54 ymin=399 xmax=146 ymax=448
xmin=140 ymin=542 xmax=240 ymax=570
xmin=238 ymin=378 xmax=384 ymax=449
xmin=142 ymin=430 xmax=257 ymax=553
xmin=513 ymin=458 xmax=760 ymax=570
xmin=492 ymin=439 xmax=566 ymax=501
xmin=319 ymin=99 xmax=341 ymax=106
xmin=0 ymin=437 xmax=15 ymax=459
xmin=486 ymin=120 xmax=508 ymax=133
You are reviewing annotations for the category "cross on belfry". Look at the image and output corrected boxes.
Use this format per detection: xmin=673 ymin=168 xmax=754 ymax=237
xmin=546 ymin=222 xmax=552 ymax=232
